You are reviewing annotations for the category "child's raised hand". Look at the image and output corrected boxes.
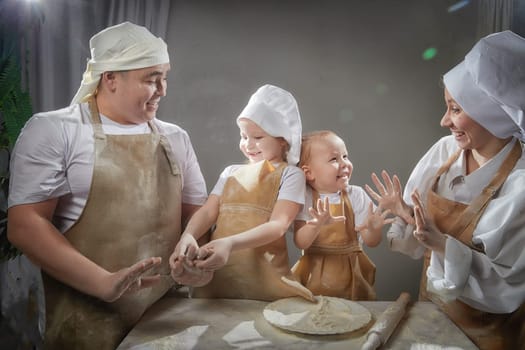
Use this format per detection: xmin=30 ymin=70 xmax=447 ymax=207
xmin=355 ymin=202 xmax=395 ymax=233
xmin=365 ymin=170 xmax=415 ymax=225
xmin=306 ymin=197 xmax=345 ymax=227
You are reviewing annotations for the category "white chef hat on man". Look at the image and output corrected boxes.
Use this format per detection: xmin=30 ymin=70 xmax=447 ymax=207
xmin=443 ymin=30 xmax=525 ymax=141
xmin=237 ymin=84 xmax=302 ymax=165
xmin=71 ymin=22 xmax=169 ymax=105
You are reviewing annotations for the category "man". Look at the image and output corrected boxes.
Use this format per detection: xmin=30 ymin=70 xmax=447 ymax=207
xmin=7 ymin=22 xmax=208 ymax=349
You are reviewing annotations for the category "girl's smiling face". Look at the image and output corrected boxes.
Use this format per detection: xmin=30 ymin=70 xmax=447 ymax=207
xmin=238 ymin=118 xmax=287 ymax=163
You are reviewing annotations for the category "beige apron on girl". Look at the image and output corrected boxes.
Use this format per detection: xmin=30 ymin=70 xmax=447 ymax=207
xmin=421 ymin=141 xmax=525 ymax=350
xmin=42 ymin=99 xmax=182 ymax=350
xmin=193 ymin=160 xmax=304 ymax=301
xmin=292 ymin=190 xmax=376 ymax=300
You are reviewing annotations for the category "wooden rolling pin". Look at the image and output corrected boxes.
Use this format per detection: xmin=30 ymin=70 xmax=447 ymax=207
xmin=361 ymin=292 xmax=412 ymax=350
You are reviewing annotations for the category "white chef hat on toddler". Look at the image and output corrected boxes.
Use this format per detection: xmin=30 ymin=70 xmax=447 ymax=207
xmin=443 ymin=30 xmax=525 ymax=141
xmin=71 ymin=21 xmax=170 ymax=105
xmin=237 ymin=84 xmax=302 ymax=165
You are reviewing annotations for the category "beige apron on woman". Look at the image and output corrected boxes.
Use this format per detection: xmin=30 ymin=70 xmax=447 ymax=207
xmin=194 ymin=160 xmax=304 ymax=301
xmin=292 ymin=190 xmax=376 ymax=300
xmin=421 ymin=141 xmax=524 ymax=350
xmin=42 ymin=99 xmax=182 ymax=350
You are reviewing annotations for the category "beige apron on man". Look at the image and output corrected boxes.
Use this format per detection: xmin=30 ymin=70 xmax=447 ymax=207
xmin=421 ymin=141 xmax=525 ymax=350
xmin=42 ymin=99 xmax=182 ymax=349
xmin=292 ymin=190 xmax=376 ymax=300
xmin=194 ymin=160 xmax=304 ymax=301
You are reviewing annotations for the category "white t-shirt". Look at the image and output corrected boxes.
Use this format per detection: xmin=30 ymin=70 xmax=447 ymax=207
xmin=388 ymin=135 xmax=525 ymax=313
xmin=8 ymin=103 xmax=208 ymax=233
xmin=210 ymin=163 xmax=305 ymax=205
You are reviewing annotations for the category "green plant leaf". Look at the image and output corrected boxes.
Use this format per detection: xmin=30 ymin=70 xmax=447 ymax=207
xmin=0 ymin=54 xmax=32 ymax=261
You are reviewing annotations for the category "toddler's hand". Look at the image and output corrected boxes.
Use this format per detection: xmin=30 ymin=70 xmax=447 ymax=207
xmin=365 ymin=170 xmax=414 ymax=225
xmin=306 ymin=197 xmax=345 ymax=227
xmin=355 ymin=202 xmax=395 ymax=232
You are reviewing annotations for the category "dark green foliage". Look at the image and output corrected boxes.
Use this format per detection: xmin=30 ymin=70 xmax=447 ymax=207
xmin=0 ymin=0 xmax=43 ymax=262
xmin=0 ymin=55 xmax=32 ymax=262
xmin=0 ymin=57 xmax=32 ymax=147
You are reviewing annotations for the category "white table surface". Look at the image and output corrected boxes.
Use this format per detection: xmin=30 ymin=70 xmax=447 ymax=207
xmin=117 ymin=292 xmax=478 ymax=350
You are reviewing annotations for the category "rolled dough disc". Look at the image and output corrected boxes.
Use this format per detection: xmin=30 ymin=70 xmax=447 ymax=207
xmin=263 ymin=296 xmax=371 ymax=335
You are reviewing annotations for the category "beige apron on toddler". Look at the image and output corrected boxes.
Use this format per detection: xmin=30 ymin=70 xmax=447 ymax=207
xmin=292 ymin=190 xmax=376 ymax=300
xmin=194 ymin=160 xmax=304 ymax=301
xmin=42 ymin=99 xmax=182 ymax=350
xmin=421 ymin=141 xmax=524 ymax=350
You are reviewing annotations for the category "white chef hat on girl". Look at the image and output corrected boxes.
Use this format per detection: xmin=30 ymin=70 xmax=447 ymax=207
xmin=237 ymin=84 xmax=302 ymax=165
xmin=71 ymin=22 xmax=169 ymax=105
xmin=443 ymin=30 xmax=525 ymax=141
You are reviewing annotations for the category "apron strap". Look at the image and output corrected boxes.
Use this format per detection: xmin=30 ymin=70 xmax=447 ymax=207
xmin=85 ymin=97 xmax=180 ymax=176
xmin=452 ymin=141 xmax=522 ymax=245
xmin=87 ymin=97 xmax=106 ymax=140
xmin=428 ymin=141 xmax=522 ymax=252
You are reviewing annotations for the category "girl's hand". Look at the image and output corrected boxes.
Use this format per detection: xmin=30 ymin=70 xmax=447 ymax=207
xmin=169 ymin=232 xmax=199 ymax=269
xmin=103 ymin=256 xmax=163 ymax=302
xmin=355 ymin=203 xmax=395 ymax=233
xmin=194 ymin=238 xmax=233 ymax=271
xmin=171 ymin=255 xmax=214 ymax=287
xmin=411 ymin=190 xmax=446 ymax=254
xmin=365 ymin=170 xmax=415 ymax=225
xmin=306 ymin=197 xmax=345 ymax=228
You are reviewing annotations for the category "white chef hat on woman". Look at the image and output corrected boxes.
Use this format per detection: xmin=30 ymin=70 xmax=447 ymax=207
xmin=443 ymin=30 xmax=525 ymax=141
xmin=71 ymin=22 xmax=170 ymax=105
xmin=237 ymin=84 xmax=302 ymax=165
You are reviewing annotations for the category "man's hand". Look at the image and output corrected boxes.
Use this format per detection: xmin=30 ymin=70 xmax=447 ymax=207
xmin=103 ymin=256 xmax=163 ymax=302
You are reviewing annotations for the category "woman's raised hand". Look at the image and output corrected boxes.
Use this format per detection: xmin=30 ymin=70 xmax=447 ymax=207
xmin=411 ymin=190 xmax=446 ymax=255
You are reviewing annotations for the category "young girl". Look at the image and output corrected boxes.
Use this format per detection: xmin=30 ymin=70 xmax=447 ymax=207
xmin=169 ymin=84 xmax=312 ymax=301
xmin=292 ymin=130 xmax=393 ymax=300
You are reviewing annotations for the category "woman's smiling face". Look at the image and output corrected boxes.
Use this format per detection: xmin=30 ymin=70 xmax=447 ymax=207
xmin=440 ymin=88 xmax=495 ymax=151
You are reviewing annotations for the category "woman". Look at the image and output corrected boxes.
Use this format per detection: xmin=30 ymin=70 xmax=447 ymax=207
xmin=366 ymin=30 xmax=525 ymax=350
